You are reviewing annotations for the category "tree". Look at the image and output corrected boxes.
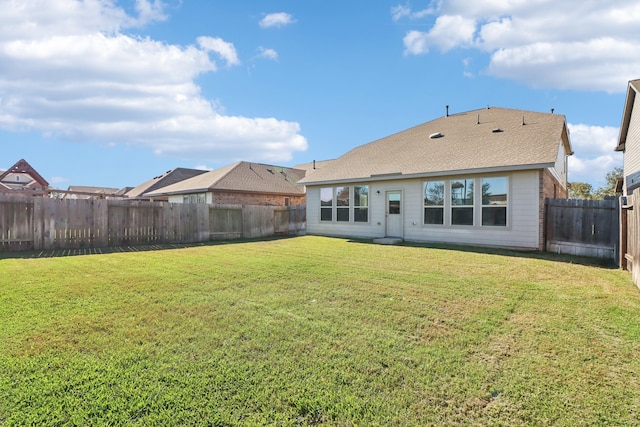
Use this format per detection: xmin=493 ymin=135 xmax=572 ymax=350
xmin=568 ymin=182 xmax=593 ymax=199
xmin=568 ymin=167 xmax=623 ymax=200
xmin=593 ymin=166 xmax=623 ymax=199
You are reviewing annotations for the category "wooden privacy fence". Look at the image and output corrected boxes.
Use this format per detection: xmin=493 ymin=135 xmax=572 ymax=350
xmin=545 ymin=198 xmax=619 ymax=260
xmin=0 ymin=196 xmax=306 ymax=252
xmin=621 ymin=188 xmax=640 ymax=286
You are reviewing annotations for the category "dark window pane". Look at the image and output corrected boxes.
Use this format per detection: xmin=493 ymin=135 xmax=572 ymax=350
xmin=424 ymin=208 xmax=444 ymax=225
xmin=321 ymin=208 xmax=332 ymax=221
xmin=354 ymin=207 xmax=368 ymax=222
xmin=337 ymin=208 xmax=349 ymax=222
xmin=452 ymin=207 xmax=473 ymax=225
xmin=482 ymin=206 xmax=507 ymax=226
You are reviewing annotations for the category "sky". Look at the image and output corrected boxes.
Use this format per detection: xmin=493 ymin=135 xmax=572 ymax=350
xmin=1 ymin=0 xmax=638 ymax=191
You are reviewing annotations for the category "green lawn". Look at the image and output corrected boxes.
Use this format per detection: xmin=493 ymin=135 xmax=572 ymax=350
xmin=1 ymin=236 xmax=639 ymax=426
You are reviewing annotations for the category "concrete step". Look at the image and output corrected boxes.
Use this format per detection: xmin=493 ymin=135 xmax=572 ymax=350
xmin=373 ymin=237 xmax=403 ymax=245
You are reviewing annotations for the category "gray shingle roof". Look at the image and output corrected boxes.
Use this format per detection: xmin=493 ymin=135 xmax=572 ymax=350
xmin=145 ymin=161 xmax=306 ymax=197
xmin=125 ymin=167 xmax=208 ymax=198
xmin=299 ymin=107 xmax=572 ymax=185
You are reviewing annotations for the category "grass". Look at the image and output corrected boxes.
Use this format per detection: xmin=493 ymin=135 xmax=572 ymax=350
xmin=1 ymin=236 xmax=639 ymax=426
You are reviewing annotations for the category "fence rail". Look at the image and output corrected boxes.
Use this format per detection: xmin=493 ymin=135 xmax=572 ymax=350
xmin=545 ymin=198 xmax=619 ymax=259
xmin=0 ymin=196 xmax=305 ymax=252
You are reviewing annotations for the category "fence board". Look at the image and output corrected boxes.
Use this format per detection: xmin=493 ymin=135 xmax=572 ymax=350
xmin=209 ymin=207 xmax=242 ymax=240
xmin=0 ymin=196 xmax=305 ymax=252
xmin=545 ymin=198 xmax=619 ymax=259
xmin=0 ymin=197 xmax=34 ymax=251
xmin=622 ymin=190 xmax=640 ymax=286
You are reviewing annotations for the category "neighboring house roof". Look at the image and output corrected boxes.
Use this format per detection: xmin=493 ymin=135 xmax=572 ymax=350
xmin=616 ymin=79 xmax=640 ymax=152
xmin=64 ymin=186 xmax=122 ymax=199
xmin=145 ymin=161 xmax=306 ymax=197
xmin=125 ymin=167 xmax=208 ymax=198
xmin=299 ymin=107 xmax=572 ymax=185
xmin=294 ymin=159 xmax=336 ymax=172
xmin=0 ymin=159 xmax=49 ymax=190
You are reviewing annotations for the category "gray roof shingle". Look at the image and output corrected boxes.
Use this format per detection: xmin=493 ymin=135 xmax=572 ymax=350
xmin=299 ymin=107 xmax=572 ymax=185
xmin=126 ymin=167 xmax=208 ymax=198
xmin=146 ymin=161 xmax=306 ymax=197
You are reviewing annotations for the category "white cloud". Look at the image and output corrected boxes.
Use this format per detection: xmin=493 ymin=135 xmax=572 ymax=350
xmin=403 ymin=15 xmax=476 ymax=55
xmin=391 ymin=4 xmax=434 ymax=21
xmin=0 ymin=0 xmax=307 ymax=165
xmin=398 ymin=0 xmax=640 ymax=92
xmin=257 ymin=47 xmax=278 ymax=61
xmin=134 ymin=0 xmax=167 ymax=25
xmin=567 ymin=123 xmax=622 ymax=186
xmin=197 ymin=36 xmax=240 ymax=67
xmin=259 ymin=12 xmax=296 ymax=29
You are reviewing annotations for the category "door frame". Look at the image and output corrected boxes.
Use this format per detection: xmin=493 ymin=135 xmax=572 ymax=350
xmin=385 ymin=190 xmax=404 ymax=238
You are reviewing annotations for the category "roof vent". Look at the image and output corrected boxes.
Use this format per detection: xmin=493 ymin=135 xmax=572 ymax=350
xmin=429 ymin=132 xmax=443 ymax=139
xmin=492 ymin=128 xmax=503 ymax=133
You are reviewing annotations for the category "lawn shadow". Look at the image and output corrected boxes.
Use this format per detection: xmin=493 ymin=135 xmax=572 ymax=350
xmin=347 ymin=238 xmax=619 ymax=269
xmin=0 ymin=235 xmax=297 ymax=260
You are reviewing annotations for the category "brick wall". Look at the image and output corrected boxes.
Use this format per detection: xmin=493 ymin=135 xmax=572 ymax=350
xmin=210 ymin=191 xmax=305 ymax=207
xmin=538 ymin=169 xmax=568 ymax=249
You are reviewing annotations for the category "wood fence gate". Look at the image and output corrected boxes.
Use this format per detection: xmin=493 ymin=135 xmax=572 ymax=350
xmin=621 ymin=189 xmax=640 ymax=286
xmin=545 ymin=198 xmax=619 ymax=260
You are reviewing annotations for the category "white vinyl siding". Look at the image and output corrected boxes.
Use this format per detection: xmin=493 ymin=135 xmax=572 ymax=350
xmin=624 ymin=93 xmax=640 ymax=195
xmin=306 ymin=170 xmax=541 ymax=249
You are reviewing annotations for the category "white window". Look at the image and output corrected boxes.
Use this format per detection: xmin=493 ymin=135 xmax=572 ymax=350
xmin=354 ymin=185 xmax=369 ymax=222
xmin=319 ymin=185 xmax=369 ymax=223
xmin=424 ymin=181 xmax=444 ymax=225
xmin=320 ymin=188 xmax=333 ymax=221
xmin=451 ymin=179 xmax=474 ymax=225
xmin=482 ymin=177 xmax=507 ymax=226
xmin=336 ymin=186 xmax=350 ymax=221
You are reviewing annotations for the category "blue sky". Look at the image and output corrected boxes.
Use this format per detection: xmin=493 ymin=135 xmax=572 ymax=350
xmin=1 ymin=0 xmax=637 ymax=190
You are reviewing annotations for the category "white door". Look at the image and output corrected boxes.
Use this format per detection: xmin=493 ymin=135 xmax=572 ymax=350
xmin=385 ymin=191 xmax=403 ymax=238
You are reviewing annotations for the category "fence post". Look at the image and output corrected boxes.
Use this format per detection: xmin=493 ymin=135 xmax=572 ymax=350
xmin=620 ymin=197 xmax=627 ymax=269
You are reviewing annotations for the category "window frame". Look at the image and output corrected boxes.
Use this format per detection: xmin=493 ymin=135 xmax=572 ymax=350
xmin=336 ymin=186 xmax=350 ymax=222
xmin=423 ymin=180 xmax=445 ymax=225
xmin=450 ymin=178 xmax=475 ymax=226
xmin=318 ymin=185 xmax=370 ymax=224
xmin=354 ymin=185 xmax=369 ymax=223
xmin=320 ymin=187 xmax=333 ymax=222
xmin=481 ymin=176 xmax=508 ymax=227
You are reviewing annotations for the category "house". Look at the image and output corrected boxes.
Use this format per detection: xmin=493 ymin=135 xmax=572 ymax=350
xmin=125 ymin=167 xmax=208 ymax=200
xmin=298 ymin=107 xmax=573 ymax=250
xmin=144 ymin=161 xmax=306 ymax=206
xmin=615 ymin=79 xmax=640 ymax=196
xmin=63 ymin=186 xmax=123 ymax=199
xmin=0 ymin=159 xmax=49 ymax=196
